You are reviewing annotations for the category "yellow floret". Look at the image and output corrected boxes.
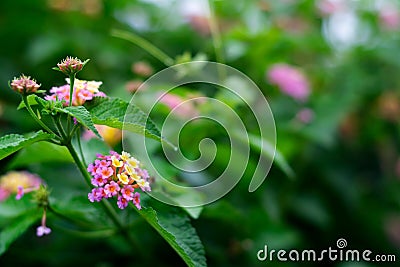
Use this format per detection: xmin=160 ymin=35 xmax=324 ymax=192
xmin=117 ymin=173 xmax=129 ymax=184
xmin=111 ymin=156 xmax=123 ymax=168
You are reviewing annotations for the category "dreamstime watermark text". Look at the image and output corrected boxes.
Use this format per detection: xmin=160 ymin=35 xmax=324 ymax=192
xmin=257 ymin=238 xmax=396 ymax=263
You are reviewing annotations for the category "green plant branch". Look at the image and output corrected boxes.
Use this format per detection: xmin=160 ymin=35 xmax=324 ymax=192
xmin=22 ymin=95 xmax=58 ymax=136
xmin=111 ymin=29 xmax=174 ymax=66
xmin=67 ymin=123 xmax=80 ymax=144
xmin=65 ymin=142 xmax=91 ymax=186
xmin=51 ymin=116 xmax=64 ymax=138
xmin=54 ymin=115 xmax=68 ymax=144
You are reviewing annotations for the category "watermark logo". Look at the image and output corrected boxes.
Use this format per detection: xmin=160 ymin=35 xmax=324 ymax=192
xmin=257 ymin=238 xmax=396 ymax=263
xmin=122 ymin=61 xmax=276 ymax=207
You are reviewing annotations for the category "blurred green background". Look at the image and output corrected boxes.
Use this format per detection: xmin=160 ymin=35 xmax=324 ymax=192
xmin=1 ymin=0 xmax=400 ymax=266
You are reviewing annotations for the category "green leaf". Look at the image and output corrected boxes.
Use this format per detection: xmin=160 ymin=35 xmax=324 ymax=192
xmin=0 ymin=209 xmax=41 ymax=256
xmin=56 ymin=106 xmax=101 ymax=138
xmin=0 ymin=131 xmax=55 ymax=160
xmin=17 ymin=94 xmax=37 ymax=110
xmin=137 ymin=201 xmax=206 ymax=267
xmin=7 ymin=141 xmax=73 ymax=169
xmin=86 ymin=97 xmax=166 ymax=144
xmin=0 ymin=193 xmax=36 ymax=219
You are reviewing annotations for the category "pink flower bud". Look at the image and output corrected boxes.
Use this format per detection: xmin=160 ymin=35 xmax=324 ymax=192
xmin=131 ymin=61 xmax=154 ymax=77
xmin=10 ymin=75 xmax=41 ymax=94
xmin=56 ymin=56 xmax=87 ymax=76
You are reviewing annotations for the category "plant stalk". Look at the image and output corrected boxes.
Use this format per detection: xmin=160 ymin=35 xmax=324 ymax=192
xmin=67 ymin=73 xmax=76 ymax=133
xmin=112 ymin=29 xmax=174 ymax=66
xmin=208 ymin=0 xmax=227 ymax=81
xmin=22 ymin=95 xmax=58 ymax=136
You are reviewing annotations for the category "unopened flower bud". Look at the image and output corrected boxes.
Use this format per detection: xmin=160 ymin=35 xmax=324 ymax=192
xmin=55 ymin=56 xmax=89 ymax=76
xmin=32 ymin=185 xmax=50 ymax=208
xmin=10 ymin=75 xmax=41 ymax=95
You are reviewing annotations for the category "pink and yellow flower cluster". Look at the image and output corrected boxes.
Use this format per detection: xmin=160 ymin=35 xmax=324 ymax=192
xmin=87 ymin=151 xmax=151 ymax=210
xmin=45 ymin=78 xmax=106 ymax=106
xmin=0 ymin=171 xmax=42 ymax=201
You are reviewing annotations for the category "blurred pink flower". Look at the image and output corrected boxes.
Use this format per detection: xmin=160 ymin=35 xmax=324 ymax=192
xmin=385 ymin=215 xmax=400 ymax=247
xmin=131 ymin=61 xmax=154 ymax=77
xmin=296 ymin=108 xmax=314 ymax=124
xmin=316 ymin=0 xmax=346 ymax=16
xmin=267 ymin=63 xmax=310 ymax=102
xmin=186 ymin=15 xmax=211 ymax=36
xmin=158 ymin=93 xmax=200 ymax=118
xmin=0 ymin=171 xmax=42 ymax=201
xmin=379 ymin=5 xmax=400 ymax=30
xmin=275 ymin=16 xmax=310 ymax=34
xmin=125 ymin=79 xmax=146 ymax=93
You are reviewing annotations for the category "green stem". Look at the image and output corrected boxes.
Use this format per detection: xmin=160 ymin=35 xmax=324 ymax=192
xmin=111 ymin=29 xmax=174 ymax=66
xmin=68 ymin=74 xmax=76 ymax=108
xmin=51 ymin=116 xmax=63 ymax=138
xmin=208 ymin=0 xmax=227 ymax=81
xmin=76 ymin=127 xmax=86 ymax=166
xmin=55 ymin=115 xmax=68 ymax=143
xmin=46 ymin=139 xmax=62 ymax=146
xmin=66 ymin=142 xmax=91 ymax=186
xmin=67 ymin=73 xmax=76 ymax=133
xmin=68 ymin=123 xmax=79 ymax=143
xmin=65 ymin=142 xmax=138 ymax=248
xmin=22 ymin=95 xmax=58 ymax=136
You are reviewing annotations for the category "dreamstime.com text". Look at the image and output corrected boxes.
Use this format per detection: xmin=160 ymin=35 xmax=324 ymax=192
xmin=257 ymin=238 xmax=396 ymax=263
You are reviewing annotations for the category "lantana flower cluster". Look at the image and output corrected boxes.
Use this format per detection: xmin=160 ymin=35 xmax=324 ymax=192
xmin=87 ymin=151 xmax=151 ymax=210
xmin=45 ymin=78 xmax=106 ymax=106
xmin=0 ymin=171 xmax=42 ymax=201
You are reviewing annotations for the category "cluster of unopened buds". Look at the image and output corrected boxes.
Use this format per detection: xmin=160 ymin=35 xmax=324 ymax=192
xmin=55 ymin=56 xmax=88 ymax=76
xmin=10 ymin=75 xmax=41 ymax=94
xmin=87 ymin=151 xmax=151 ymax=210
